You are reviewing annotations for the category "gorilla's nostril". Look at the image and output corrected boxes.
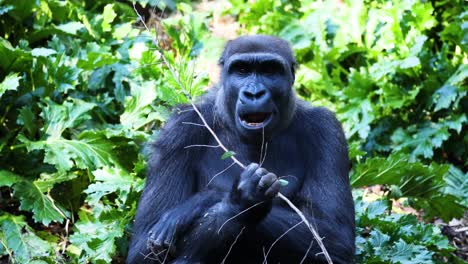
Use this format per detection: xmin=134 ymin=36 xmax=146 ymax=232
xmin=243 ymin=91 xmax=255 ymax=99
xmin=256 ymin=90 xmax=266 ymax=99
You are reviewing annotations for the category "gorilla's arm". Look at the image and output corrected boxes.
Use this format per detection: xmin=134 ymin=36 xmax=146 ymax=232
xmin=127 ymin=106 xmax=214 ymax=264
xmin=256 ymin=107 xmax=355 ymax=264
xmin=169 ymin=107 xmax=354 ymax=264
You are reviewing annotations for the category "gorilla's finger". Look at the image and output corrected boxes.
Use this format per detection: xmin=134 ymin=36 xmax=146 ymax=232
xmin=258 ymin=173 xmax=277 ymax=190
xmin=255 ymin=167 xmax=268 ymax=177
xmin=264 ymin=181 xmax=281 ymax=198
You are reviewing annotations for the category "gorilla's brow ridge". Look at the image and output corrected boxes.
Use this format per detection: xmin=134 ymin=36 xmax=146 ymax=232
xmin=224 ymin=52 xmax=290 ymax=71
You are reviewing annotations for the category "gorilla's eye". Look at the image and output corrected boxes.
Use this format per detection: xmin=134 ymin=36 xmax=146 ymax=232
xmin=231 ymin=62 xmax=251 ymax=75
xmin=260 ymin=61 xmax=283 ymax=75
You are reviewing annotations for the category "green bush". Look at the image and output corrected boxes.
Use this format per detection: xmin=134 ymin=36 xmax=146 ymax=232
xmin=0 ymin=0 xmax=466 ymax=263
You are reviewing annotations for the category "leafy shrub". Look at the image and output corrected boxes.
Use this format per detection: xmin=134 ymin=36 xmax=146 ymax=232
xmin=0 ymin=0 xmax=466 ymax=263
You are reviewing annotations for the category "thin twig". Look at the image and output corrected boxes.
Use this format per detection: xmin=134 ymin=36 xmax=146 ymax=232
xmin=218 ymin=201 xmax=265 ymax=234
xmin=133 ymin=6 xmax=333 ymax=264
xmin=184 ymin=144 xmax=220 ymax=149
xmin=262 ymin=220 xmax=304 ymax=264
xmin=182 ymin=121 xmax=205 ymax=127
xmin=300 ymin=239 xmax=314 ymax=264
xmin=220 ymin=226 xmax=246 ymax=264
xmin=207 ymin=162 xmax=236 ymax=186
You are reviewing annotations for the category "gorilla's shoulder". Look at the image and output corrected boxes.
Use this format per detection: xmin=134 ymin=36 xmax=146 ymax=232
xmin=150 ymin=94 xmax=215 ymax=152
xmin=294 ymin=100 xmax=344 ymax=137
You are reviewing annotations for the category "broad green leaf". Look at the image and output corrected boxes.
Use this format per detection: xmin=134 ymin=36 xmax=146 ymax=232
xmin=69 ymin=210 xmax=127 ymax=263
xmin=120 ymin=81 xmax=158 ymax=130
xmin=444 ymin=166 xmax=468 ymax=207
xmin=0 ymin=73 xmax=21 ymax=98
xmin=0 ymin=170 xmax=20 ymax=187
xmin=221 ymin=151 xmax=236 ymax=160
xmin=85 ymin=167 xmax=141 ymax=205
xmin=399 ymin=56 xmax=420 ymax=69
xmin=31 ymin=48 xmax=56 ymax=57
xmin=432 ymin=64 xmax=468 ymax=111
xmin=101 ymin=4 xmax=117 ymax=32
xmin=40 ymin=99 xmax=95 ymax=138
xmin=0 ymin=214 xmax=54 ymax=263
xmin=14 ymin=181 xmax=68 ymax=225
xmin=19 ymin=131 xmax=115 ymax=172
xmin=55 ymin=22 xmax=84 ymax=35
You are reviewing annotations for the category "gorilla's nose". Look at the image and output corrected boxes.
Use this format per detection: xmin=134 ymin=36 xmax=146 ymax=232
xmin=240 ymin=87 xmax=269 ymax=104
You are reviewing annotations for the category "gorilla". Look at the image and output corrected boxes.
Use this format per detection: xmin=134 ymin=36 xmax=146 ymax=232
xmin=127 ymin=35 xmax=355 ymax=264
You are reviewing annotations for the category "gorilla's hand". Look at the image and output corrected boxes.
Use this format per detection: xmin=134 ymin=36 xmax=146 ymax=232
xmin=147 ymin=209 xmax=192 ymax=257
xmin=235 ymin=163 xmax=281 ymax=207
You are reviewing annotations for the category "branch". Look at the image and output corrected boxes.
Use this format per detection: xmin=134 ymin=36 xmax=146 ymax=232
xmin=133 ymin=6 xmax=333 ymax=264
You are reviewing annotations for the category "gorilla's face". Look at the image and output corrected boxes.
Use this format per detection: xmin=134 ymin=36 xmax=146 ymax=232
xmin=220 ymin=52 xmax=296 ymax=140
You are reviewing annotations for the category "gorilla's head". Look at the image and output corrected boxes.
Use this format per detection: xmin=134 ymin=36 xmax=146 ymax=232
xmin=216 ymin=35 xmax=297 ymax=141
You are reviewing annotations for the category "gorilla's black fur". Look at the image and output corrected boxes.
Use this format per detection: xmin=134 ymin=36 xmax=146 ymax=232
xmin=127 ymin=35 xmax=355 ymax=264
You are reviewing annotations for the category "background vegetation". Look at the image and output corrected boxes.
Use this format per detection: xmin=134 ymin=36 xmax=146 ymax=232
xmin=0 ymin=0 xmax=466 ymax=263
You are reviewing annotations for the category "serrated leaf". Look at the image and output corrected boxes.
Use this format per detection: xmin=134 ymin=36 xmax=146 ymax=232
xmin=388 ymin=239 xmax=433 ymax=264
xmin=101 ymin=4 xmax=117 ymax=32
xmin=444 ymin=166 xmax=468 ymax=207
xmin=391 ymin=122 xmax=452 ymax=159
xmin=0 ymin=73 xmax=21 ymax=98
xmin=55 ymin=22 xmax=84 ymax=35
xmin=221 ymin=151 xmax=236 ymax=160
xmin=85 ymin=167 xmax=139 ymax=205
xmin=0 ymin=214 xmax=54 ymax=263
xmin=120 ymin=81 xmax=158 ymax=130
xmin=433 ymin=64 xmax=468 ymax=111
xmin=0 ymin=170 xmax=20 ymax=187
xmin=399 ymin=56 xmax=420 ymax=69
xmin=31 ymin=48 xmax=57 ymax=57
xmin=40 ymin=99 xmax=95 ymax=138
xmin=17 ymin=106 xmax=36 ymax=137
xmin=69 ymin=210 xmax=126 ymax=263
xmin=13 ymin=181 xmax=67 ymax=225
xmin=20 ymin=131 xmax=115 ymax=171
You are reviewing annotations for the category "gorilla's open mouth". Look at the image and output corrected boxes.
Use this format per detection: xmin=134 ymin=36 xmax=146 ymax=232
xmin=239 ymin=112 xmax=273 ymax=129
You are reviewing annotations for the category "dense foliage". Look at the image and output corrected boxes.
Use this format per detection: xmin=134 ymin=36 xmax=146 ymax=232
xmin=0 ymin=0 xmax=466 ymax=263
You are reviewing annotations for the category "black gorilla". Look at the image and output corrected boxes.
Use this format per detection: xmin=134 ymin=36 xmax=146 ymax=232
xmin=127 ymin=35 xmax=355 ymax=264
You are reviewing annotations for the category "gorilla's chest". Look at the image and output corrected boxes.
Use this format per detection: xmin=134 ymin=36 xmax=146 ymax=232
xmin=195 ymin=139 xmax=305 ymax=198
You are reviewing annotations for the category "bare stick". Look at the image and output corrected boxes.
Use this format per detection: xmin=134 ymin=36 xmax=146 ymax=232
xmin=184 ymin=144 xmax=220 ymax=149
xmin=182 ymin=121 xmax=205 ymax=127
xmin=218 ymin=201 xmax=265 ymax=234
xmin=133 ymin=6 xmax=333 ymax=264
xmin=262 ymin=220 xmax=304 ymax=264
xmin=220 ymin=226 xmax=246 ymax=264
xmin=300 ymin=240 xmax=315 ymax=264
xmin=207 ymin=161 xmax=236 ymax=186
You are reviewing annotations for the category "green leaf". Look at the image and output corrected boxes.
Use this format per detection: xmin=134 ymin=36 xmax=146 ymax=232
xmin=101 ymin=4 xmax=117 ymax=32
xmin=55 ymin=22 xmax=84 ymax=35
xmin=351 ymin=154 xmax=462 ymax=220
xmin=120 ymin=81 xmax=158 ymax=130
xmin=221 ymin=151 xmax=236 ymax=160
xmin=69 ymin=210 xmax=127 ymax=263
xmin=0 ymin=214 xmax=54 ymax=263
xmin=19 ymin=131 xmax=116 ymax=172
xmin=0 ymin=73 xmax=21 ymax=98
xmin=40 ymin=99 xmax=95 ymax=138
xmin=432 ymin=64 xmax=468 ymax=111
xmin=399 ymin=56 xmax=420 ymax=69
xmin=444 ymin=166 xmax=468 ymax=207
xmin=14 ymin=181 xmax=67 ymax=225
xmin=278 ymin=179 xmax=289 ymax=186
xmin=0 ymin=170 xmax=20 ymax=187
xmin=388 ymin=239 xmax=433 ymax=264
xmin=85 ymin=167 xmax=141 ymax=205
xmin=31 ymin=48 xmax=57 ymax=57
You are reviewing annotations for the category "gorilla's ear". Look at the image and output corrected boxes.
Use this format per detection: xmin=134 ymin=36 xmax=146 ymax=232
xmin=291 ymin=61 xmax=298 ymax=83
xmin=218 ymin=40 xmax=233 ymax=66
